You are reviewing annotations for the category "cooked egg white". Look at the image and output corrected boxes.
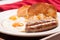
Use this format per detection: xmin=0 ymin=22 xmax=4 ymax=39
xmin=2 ymin=16 xmax=26 ymax=32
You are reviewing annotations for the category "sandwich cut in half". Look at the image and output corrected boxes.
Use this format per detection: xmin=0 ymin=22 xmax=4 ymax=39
xmin=17 ymin=3 xmax=58 ymax=32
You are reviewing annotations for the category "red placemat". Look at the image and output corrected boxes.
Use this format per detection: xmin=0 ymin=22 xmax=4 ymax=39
xmin=0 ymin=0 xmax=60 ymax=12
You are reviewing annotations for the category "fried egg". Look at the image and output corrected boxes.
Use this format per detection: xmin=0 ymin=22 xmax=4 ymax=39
xmin=2 ymin=15 xmax=26 ymax=32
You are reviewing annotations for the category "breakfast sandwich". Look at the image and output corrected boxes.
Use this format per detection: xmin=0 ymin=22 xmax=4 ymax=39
xmin=17 ymin=3 xmax=58 ymax=32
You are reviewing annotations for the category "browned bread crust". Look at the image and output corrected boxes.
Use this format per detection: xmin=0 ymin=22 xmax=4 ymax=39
xmin=17 ymin=5 xmax=31 ymax=17
xmin=28 ymin=3 xmax=57 ymax=18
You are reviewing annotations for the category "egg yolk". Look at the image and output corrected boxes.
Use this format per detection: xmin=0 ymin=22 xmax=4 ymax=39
xmin=12 ymin=22 xmax=23 ymax=27
xmin=9 ymin=16 xmax=17 ymax=20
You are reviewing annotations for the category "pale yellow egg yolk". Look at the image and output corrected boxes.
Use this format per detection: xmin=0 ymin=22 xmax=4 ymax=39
xmin=9 ymin=16 xmax=17 ymax=20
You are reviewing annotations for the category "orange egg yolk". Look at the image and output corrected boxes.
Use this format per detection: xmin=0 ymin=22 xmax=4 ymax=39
xmin=12 ymin=22 xmax=23 ymax=27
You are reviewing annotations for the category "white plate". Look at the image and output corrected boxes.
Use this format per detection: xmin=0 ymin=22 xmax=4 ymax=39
xmin=0 ymin=9 xmax=60 ymax=37
xmin=0 ymin=0 xmax=22 ymax=5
